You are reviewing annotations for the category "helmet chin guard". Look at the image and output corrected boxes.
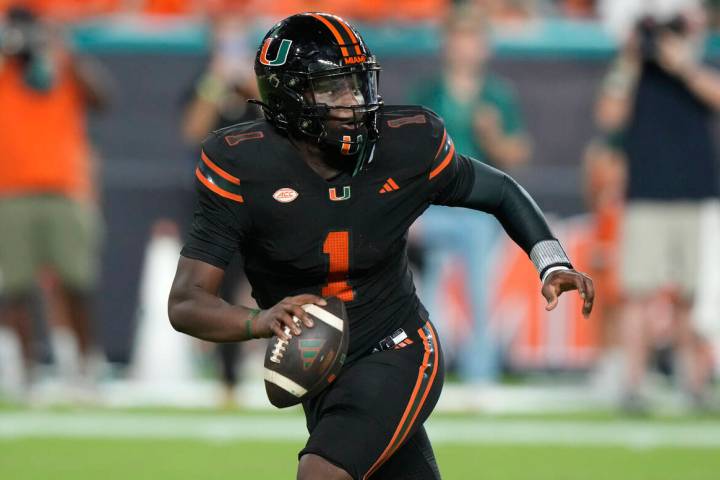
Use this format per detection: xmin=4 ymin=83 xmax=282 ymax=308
xmin=253 ymin=13 xmax=383 ymax=175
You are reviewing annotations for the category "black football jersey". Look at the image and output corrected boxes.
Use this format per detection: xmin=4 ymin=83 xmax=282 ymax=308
xmin=181 ymin=105 xmax=474 ymax=361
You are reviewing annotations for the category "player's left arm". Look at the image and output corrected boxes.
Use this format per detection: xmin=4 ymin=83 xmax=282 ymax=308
xmin=430 ymin=144 xmax=594 ymax=317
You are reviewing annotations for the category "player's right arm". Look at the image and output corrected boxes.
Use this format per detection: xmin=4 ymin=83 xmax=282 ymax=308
xmin=167 ymin=136 xmax=319 ymax=342
xmin=168 ymin=257 xmax=320 ymax=341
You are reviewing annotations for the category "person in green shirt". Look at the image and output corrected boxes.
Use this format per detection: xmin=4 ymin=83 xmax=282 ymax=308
xmin=410 ymin=8 xmax=530 ymax=382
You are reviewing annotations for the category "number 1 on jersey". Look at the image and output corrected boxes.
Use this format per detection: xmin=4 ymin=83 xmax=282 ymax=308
xmin=322 ymin=231 xmax=355 ymax=302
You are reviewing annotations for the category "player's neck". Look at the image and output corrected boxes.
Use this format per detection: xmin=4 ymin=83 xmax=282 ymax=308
xmin=289 ymin=135 xmax=344 ymax=181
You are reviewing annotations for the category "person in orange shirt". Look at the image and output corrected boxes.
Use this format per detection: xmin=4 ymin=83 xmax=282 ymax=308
xmin=0 ymin=5 xmax=111 ymax=395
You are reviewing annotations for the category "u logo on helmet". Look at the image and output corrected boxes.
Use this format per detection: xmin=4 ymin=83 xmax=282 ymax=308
xmin=259 ymin=38 xmax=293 ymax=66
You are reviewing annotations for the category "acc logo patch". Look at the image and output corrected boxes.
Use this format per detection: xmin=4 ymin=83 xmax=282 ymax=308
xmin=273 ymin=188 xmax=299 ymax=203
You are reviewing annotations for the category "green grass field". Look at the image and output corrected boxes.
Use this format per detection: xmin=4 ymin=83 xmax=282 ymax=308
xmin=2 ymin=408 xmax=719 ymax=479
xmin=2 ymin=439 xmax=719 ymax=479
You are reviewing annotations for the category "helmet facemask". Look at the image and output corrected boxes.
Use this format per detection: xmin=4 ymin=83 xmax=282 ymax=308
xmin=252 ymin=13 xmax=383 ymax=176
xmin=293 ymin=67 xmax=381 ymax=175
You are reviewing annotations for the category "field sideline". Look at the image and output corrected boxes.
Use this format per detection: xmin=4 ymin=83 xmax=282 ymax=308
xmin=1 ymin=409 xmax=719 ymax=479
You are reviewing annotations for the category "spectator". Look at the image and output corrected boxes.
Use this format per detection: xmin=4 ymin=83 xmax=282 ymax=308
xmin=596 ymin=4 xmax=720 ymax=411
xmin=0 ymin=5 xmax=111 ymax=394
xmin=410 ymin=6 xmax=530 ymax=382
xmin=180 ymin=14 xmax=260 ymax=407
xmin=582 ymin=138 xmax=625 ymax=395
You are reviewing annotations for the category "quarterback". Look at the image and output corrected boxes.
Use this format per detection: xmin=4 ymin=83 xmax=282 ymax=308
xmin=168 ymin=13 xmax=594 ymax=480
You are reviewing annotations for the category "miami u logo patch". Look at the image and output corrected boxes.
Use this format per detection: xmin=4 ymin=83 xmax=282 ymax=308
xmin=299 ymin=339 xmax=325 ymax=370
xmin=259 ymin=38 xmax=292 ymax=66
xmin=329 ymin=186 xmax=351 ymax=201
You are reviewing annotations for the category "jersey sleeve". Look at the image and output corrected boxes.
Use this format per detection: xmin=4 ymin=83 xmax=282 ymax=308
xmin=180 ymin=135 xmax=250 ymax=269
xmin=419 ymin=113 xmax=571 ymax=273
xmin=424 ymin=114 xmax=471 ymax=205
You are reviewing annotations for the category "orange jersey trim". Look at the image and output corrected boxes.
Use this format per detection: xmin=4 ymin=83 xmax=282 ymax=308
xmin=195 ymin=168 xmax=244 ymax=203
xmin=429 ymin=142 xmax=455 ymax=180
xmin=201 ymin=150 xmax=240 ymax=185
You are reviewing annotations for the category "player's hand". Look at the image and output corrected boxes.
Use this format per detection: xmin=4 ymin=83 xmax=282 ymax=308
xmin=657 ymin=32 xmax=696 ymax=78
xmin=252 ymin=295 xmax=326 ymax=340
xmin=541 ymin=269 xmax=595 ymax=318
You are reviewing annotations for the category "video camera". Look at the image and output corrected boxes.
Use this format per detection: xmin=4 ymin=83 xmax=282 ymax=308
xmin=0 ymin=6 xmax=47 ymax=61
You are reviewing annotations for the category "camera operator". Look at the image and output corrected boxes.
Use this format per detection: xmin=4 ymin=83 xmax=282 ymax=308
xmin=0 ymin=5 xmax=111 ymax=399
xmin=596 ymin=5 xmax=720 ymax=412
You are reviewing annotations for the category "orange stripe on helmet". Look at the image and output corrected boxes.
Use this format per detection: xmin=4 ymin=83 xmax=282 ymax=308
xmin=332 ymin=15 xmax=363 ymax=55
xmin=310 ymin=13 xmax=349 ymax=57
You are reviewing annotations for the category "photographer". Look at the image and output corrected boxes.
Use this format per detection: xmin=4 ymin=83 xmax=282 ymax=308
xmin=0 ymin=6 xmax=111 ymax=398
xmin=596 ymin=5 xmax=720 ymax=412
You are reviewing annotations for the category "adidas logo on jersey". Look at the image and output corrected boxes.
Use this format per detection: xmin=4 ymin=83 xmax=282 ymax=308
xmin=379 ymin=178 xmax=400 ymax=194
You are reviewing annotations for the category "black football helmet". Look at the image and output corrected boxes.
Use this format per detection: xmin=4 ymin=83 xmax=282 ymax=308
xmin=253 ymin=13 xmax=382 ymax=175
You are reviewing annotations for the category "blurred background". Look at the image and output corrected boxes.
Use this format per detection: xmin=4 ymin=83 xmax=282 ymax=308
xmin=1 ymin=0 xmax=719 ymax=479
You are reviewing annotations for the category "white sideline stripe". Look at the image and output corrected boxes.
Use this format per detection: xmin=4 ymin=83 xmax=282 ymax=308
xmin=304 ymin=304 xmax=343 ymax=331
xmin=2 ymin=413 xmax=720 ymax=448
xmin=263 ymin=369 xmax=307 ymax=397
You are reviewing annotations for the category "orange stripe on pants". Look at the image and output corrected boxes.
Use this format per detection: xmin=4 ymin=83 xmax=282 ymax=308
xmin=362 ymin=322 xmax=438 ymax=479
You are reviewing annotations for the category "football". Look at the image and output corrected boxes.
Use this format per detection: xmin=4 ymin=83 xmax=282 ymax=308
xmin=263 ymin=296 xmax=349 ymax=408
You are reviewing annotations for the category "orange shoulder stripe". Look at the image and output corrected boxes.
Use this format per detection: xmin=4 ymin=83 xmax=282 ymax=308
xmin=195 ymin=168 xmax=244 ymax=203
xmin=429 ymin=142 xmax=455 ymax=180
xmin=433 ymin=129 xmax=447 ymax=162
xmin=310 ymin=14 xmax=350 ymax=57
xmin=201 ymin=150 xmax=240 ymax=185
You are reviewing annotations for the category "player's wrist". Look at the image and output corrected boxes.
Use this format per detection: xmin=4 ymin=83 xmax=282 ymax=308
xmin=541 ymin=265 xmax=570 ymax=283
xmin=530 ymin=239 xmax=573 ymax=281
xmin=245 ymin=308 xmax=261 ymax=340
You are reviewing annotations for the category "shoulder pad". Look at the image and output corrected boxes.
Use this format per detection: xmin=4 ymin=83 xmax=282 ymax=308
xmin=197 ymin=127 xmax=258 ymax=204
xmin=381 ymin=105 xmax=444 ymax=138
xmin=376 ymin=106 xmax=447 ymax=171
xmin=212 ymin=119 xmax=268 ymax=148
xmin=201 ymin=120 xmax=271 ymax=170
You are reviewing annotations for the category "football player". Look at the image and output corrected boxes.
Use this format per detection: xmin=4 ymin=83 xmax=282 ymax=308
xmin=168 ymin=13 xmax=594 ymax=480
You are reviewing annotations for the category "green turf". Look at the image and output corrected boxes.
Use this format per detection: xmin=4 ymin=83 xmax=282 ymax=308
xmin=2 ymin=401 xmax=718 ymax=423
xmin=1 ymin=438 xmax=719 ymax=480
